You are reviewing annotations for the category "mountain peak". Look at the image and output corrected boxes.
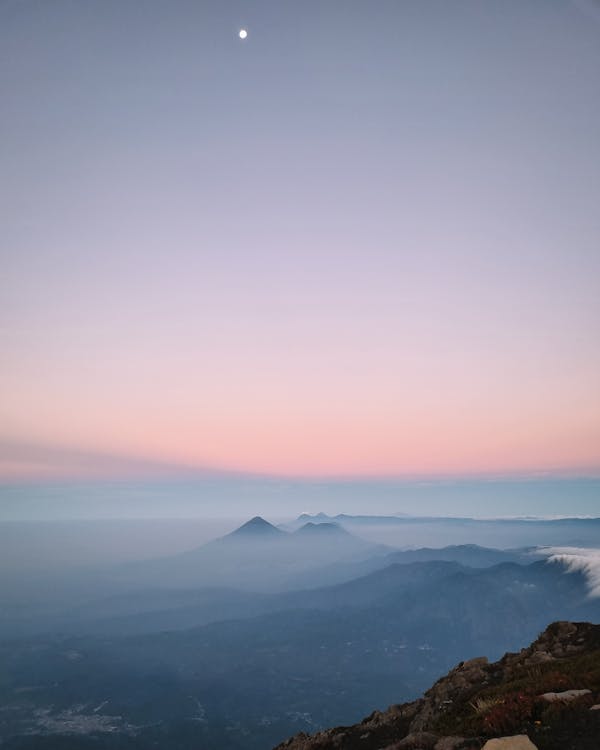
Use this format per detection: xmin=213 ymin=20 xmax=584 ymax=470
xmin=229 ymin=516 xmax=284 ymax=538
xmin=297 ymin=512 xmax=331 ymax=521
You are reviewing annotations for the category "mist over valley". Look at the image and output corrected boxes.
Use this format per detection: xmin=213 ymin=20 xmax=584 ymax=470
xmin=2 ymin=510 xmax=600 ymax=749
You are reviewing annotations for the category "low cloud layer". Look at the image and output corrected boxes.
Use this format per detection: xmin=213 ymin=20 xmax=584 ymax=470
xmin=542 ymin=547 xmax=600 ymax=598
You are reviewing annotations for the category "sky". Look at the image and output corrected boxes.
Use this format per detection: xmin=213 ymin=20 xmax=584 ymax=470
xmin=1 ymin=476 xmax=600 ymax=521
xmin=2 ymin=0 xmax=600 ymax=487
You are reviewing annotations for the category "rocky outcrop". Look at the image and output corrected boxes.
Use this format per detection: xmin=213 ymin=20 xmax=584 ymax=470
xmin=274 ymin=622 xmax=600 ymax=750
xmin=482 ymin=738 xmax=538 ymax=750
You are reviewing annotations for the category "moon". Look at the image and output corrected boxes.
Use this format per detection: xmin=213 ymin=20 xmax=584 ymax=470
xmin=238 ymin=28 xmax=248 ymax=40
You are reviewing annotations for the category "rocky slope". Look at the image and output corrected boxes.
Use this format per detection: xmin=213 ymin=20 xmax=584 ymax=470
xmin=275 ymin=621 xmax=600 ymax=750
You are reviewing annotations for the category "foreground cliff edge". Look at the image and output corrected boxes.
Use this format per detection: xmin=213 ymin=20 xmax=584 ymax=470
xmin=275 ymin=621 xmax=600 ymax=750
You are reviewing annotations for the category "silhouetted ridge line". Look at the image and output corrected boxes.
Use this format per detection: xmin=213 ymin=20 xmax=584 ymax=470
xmin=228 ymin=516 xmax=285 ymax=537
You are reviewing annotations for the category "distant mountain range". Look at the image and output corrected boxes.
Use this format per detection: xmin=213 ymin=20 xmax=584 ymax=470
xmin=0 ymin=517 xmax=540 ymax=637
xmin=0 ymin=515 xmax=584 ymax=639
xmin=114 ymin=515 xmax=541 ymax=594
xmin=284 ymin=513 xmax=600 ymax=549
xmin=111 ymin=516 xmax=391 ymax=592
xmin=292 ymin=512 xmax=600 ymax=525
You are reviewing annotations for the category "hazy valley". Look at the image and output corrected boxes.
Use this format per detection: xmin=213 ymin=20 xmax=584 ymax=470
xmin=1 ymin=513 xmax=600 ymax=749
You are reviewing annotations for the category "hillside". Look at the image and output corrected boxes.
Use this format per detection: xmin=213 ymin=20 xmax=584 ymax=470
xmin=275 ymin=621 xmax=600 ymax=750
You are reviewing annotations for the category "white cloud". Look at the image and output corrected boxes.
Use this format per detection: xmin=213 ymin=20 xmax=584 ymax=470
xmin=539 ymin=547 xmax=600 ymax=598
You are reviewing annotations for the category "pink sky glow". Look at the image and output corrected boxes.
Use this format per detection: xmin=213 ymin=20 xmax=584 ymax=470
xmin=2 ymin=1 xmax=599 ymax=482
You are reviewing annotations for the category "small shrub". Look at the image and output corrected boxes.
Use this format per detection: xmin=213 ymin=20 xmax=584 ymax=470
xmin=482 ymin=693 xmax=535 ymax=735
xmin=535 ymin=670 xmax=572 ymax=694
xmin=469 ymin=696 xmax=502 ymax=715
xmin=539 ymin=692 xmax=596 ymax=725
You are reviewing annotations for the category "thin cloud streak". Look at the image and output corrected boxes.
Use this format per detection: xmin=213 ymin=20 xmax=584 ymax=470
xmin=0 ymin=438 xmax=226 ymax=481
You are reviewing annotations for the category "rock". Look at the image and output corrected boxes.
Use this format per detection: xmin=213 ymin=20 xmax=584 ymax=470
xmin=524 ymin=650 xmax=554 ymax=665
xmin=540 ymin=689 xmax=591 ymax=702
xmin=482 ymin=737 xmax=538 ymax=750
xmin=462 ymin=656 xmax=489 ymax=669
xmin=409 ymin=658 xmax=489 ymax=732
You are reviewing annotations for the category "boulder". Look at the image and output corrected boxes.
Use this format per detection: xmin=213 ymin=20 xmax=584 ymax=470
xmin=482 ymin=737 xmax=538 ymax=750
xmin=540 ymin=689 xmax=591 ymax=702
